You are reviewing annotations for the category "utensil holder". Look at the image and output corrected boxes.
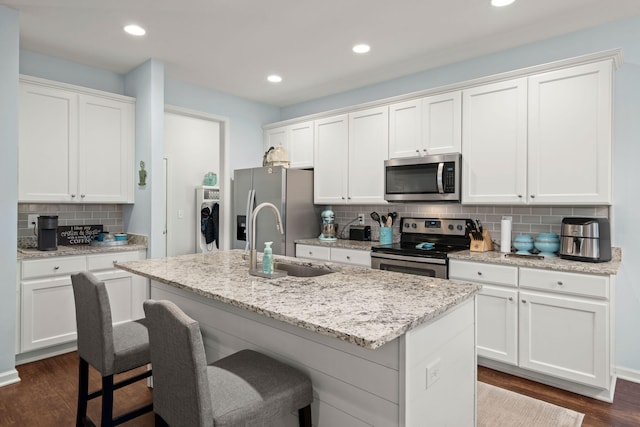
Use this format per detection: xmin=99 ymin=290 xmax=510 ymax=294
xmin=379 ymin=227 xmax=393 ymax=245
xmin=470 ymin=230 xmax=494 ymax=252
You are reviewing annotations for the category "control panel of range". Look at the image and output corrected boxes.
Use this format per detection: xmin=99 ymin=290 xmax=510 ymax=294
xmin=400 ymin=217 xmax=471 ymax=236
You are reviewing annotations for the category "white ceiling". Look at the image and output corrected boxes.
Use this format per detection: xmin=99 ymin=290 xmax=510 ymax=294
xmin=3 ymin=0 xmax=640 ymax=107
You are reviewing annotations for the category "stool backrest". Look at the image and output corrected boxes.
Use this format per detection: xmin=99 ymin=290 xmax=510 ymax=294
xmin=70 ymin=272 xmax=115 ymax=375
xmin=143 ymin=299 xmax=213 ymax=427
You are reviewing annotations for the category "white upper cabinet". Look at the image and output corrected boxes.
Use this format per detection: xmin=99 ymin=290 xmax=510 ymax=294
xmin=527 ymin=61 xmax=612 ymax=204
xmin=389 ymin=91 xmax=461 ymax=159
xmin=348 ymin=106 xmax=389 ymax=204
xmin=263 ymin=126 xmax=287 ymax=151
xmin=19 ymin=76 xmax=135 ymax=203
xmin=422 ymin=91 xmax=462 ymax=155
xmin=19 ymin=83 xmax=79 ymax=202
xmin=314 ymin=107 xmax=388 ymax=205
xmin=462 ymin=78 xmax=528 ymax=204
xmin=78 ymin=94 xmax=134 ymax=203
xmin=462 ymin=60 xmax=613 ymax=205
xmin=389 ymin=99 xmax=422 ymax=158
xmin=288 ymin=121 xmax=314 ymax=169
xmin=263 ymin=120 xmax=314 ymax=169
xmin=314 ymin=114 xmax=349 ymax=204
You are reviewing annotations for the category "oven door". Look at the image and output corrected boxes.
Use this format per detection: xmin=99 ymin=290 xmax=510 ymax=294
xmin=371 ymin=252 xmax=447 ymax=279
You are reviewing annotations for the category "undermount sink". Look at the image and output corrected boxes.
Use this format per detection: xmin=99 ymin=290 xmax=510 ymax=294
xmin=273 ymin=262 xmax=334 ymax=278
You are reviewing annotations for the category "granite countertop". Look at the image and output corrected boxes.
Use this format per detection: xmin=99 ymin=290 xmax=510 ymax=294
xmin=295 ymin=238 xmax=377 ymax=251
xmin=117 ymin=250 xmax=480 ymax=349
xmin=18 ymin=233 xmax=148 ymax=260
xmin=297 ymin=238 xmax=621 ymax=275
xmin=449 ymin=247 xmax=622 ymax=275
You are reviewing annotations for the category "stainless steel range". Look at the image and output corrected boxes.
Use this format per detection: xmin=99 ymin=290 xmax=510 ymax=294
xmin=371 ymin=217 xmax=473 ymax=279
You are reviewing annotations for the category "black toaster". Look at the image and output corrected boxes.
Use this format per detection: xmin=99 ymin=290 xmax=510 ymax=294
xmin=349 ymin=225 xmax=371 ymax=241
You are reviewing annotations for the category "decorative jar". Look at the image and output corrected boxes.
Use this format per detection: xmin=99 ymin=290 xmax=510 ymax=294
xmin=513 ymin=234 xmax=534 ymax=254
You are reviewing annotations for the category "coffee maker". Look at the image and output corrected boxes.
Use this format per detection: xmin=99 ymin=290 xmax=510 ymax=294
xmin=559 ymin=217 xmax=611 ymax=262
xmin=37 ymin=215 xmax=58 ymax=251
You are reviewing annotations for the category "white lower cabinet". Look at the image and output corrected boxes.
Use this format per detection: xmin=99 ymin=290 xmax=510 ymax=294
xmin=19 ymin=250 xmax=148 ymax=356
xmin=518 ymin=290 xmax=608 ymax=388
xmin=476 ymin=285 xmax=518 ymax=365
xmin=449 ymin=259 xmax=614 ymax=399
xmin=296 ymin=244 xmax=371 ymax=267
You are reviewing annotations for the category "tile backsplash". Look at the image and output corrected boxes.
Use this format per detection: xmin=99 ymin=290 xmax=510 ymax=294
xmin=330 ymin=204 xmax=610 ymax=246
xmin=17 ymin=203 xmax=124 ymax=238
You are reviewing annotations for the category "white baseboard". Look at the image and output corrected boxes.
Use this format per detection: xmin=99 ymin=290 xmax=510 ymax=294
xmin=616 ymin=365 xmax=640 ymax=384
xmin=0 ymin=368 xmax=20 ymax=388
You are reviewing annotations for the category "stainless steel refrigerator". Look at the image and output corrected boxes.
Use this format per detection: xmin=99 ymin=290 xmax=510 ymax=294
xmin=233 ymin=166 xmax=318 ymax=256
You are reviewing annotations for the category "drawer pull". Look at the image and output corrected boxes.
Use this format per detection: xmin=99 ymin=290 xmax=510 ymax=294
xmin=557 ymin=281 xmax=563 ymax=286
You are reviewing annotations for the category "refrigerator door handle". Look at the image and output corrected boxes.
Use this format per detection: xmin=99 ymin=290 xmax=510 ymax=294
xmin=245 ymin=189 xmax=255 ymax=250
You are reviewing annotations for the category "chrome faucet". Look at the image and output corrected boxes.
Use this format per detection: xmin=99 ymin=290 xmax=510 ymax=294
xmin=249 ymin=202 xmax=284 ymax=274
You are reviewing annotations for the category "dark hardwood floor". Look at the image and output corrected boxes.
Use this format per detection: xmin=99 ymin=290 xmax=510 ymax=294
xmin=0 ymin=352 xmax=153 ymax=426
xmin=1 ymin=352 xmax=639 ymax=426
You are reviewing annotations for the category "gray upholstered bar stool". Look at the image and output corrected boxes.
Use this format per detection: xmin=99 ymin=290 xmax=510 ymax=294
xmin=71 ymin=271 xmax=153 ymax=427
xmin=143 ymin=299 xmax=313 ymax=427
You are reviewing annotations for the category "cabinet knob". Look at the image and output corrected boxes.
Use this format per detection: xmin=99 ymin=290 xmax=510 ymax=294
xmin=517 ymin=195 xmax=522 ymax=198
xmin=508 ymin=297 xmax=514 ymax=301
xmin=71 ymin=194 xmax=76 ymax=198
xmin=416 ymin=149 xmax=420 ymax=153
xmin=308 ymin=251 xmax=313 ymax=255
xmin=530 ymin=195 xmax=535 ymax=198
xmin=113 ymin=260 xmax=118 ymax=265
xmin=81 ymin=194 xmax=86 ymax=198
xmin=521 ymin=299 xmax=527 ymax=304
xmin=477 ymin=271 xmax=482 ymax=276
xmin=54 ymin=266 xmax=60 ymax=270
xmin=347 ymin=196 xmax=351 ymax=200
xmin=557 ymin=281 xmax=563 ymax=286
xmin=346 ymin=256 xmax=351 ymax=260
xmin=341 ymin=196 xmax=345 ymax=200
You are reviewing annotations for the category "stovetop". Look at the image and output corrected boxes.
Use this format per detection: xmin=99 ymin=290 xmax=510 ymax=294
xmin=371 ymin=217 xmax=473 ymax=259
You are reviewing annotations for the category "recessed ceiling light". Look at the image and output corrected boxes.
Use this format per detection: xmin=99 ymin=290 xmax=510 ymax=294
xmin=491 ymin=0 xmax=515 ymax=6
xmin=352 ymin=44 xmax=371 ymax=54
xmin=124 ymin=24 xmax=146 ymax=36
xmin=267 ymin=75 xmax=283 ymax=83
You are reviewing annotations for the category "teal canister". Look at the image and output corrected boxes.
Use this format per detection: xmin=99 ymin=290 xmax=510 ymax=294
xmin=379 ymin=227 xmax=393 ymax=245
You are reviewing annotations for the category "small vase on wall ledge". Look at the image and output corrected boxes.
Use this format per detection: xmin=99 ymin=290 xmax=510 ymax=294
xmin=138 ymin=161 xmax=147 ymax=187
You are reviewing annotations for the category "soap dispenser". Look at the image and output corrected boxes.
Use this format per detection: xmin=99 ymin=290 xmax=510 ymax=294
xmin=262 ymin=241 xmax=273 ymax=274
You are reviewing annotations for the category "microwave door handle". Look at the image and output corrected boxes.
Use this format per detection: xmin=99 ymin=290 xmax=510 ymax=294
xmin=437 ymin=162 xmax=444 ymax=194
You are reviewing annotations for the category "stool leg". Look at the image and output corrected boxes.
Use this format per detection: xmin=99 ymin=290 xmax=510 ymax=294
xmin=155 ymin=413 xmax=170 ymax=426
xmin=298 ymin=404 xmax=312 ymax=427
xmin=101 ymin=375 xmax=114 ymax=427
xmin=77 ymin=358 xmax=89 ymax=427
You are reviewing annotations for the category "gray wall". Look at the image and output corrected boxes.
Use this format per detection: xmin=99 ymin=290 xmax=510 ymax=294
xmin=282 ymin=16 xmax=640 ymax=376
xmin=0 ymin=5 xmax=19 ymax=386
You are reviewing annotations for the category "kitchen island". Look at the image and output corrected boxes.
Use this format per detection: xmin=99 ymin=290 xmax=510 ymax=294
xmin=117 ymin=250 xmax=480 ymax=426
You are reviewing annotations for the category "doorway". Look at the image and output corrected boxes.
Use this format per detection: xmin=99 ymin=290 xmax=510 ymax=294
xmin=163 ymin=106 xmax=230 ymax=257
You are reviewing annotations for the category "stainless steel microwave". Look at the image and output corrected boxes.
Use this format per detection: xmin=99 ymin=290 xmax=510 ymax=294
xmin=384 ymin=153 xmax=461 ymax=202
